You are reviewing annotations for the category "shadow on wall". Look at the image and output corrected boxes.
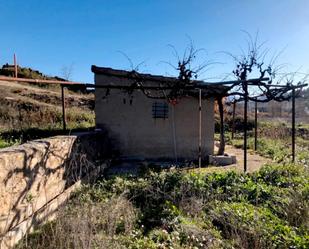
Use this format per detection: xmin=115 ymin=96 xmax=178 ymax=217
xmin=0 ymin=131 xmax=116 ymax=247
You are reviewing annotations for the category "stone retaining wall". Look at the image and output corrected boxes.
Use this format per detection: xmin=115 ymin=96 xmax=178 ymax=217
xmin=0 ymin=132 xmax=108 ymax=248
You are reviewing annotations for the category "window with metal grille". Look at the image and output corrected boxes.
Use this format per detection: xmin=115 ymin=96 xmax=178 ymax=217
xmin=152 ymin=102 xmax=168 ymax=119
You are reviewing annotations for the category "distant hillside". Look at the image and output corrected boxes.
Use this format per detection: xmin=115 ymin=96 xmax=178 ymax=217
xmin=0 ymin=79 xmax=94 ymax=133
xmin=0 ymin=64 xmax=89 ymax=93
xmin=0 ymin=63 xmax=66 ymax=81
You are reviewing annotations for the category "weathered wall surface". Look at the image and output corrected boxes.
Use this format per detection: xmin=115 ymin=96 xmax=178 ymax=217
xmin=95 ymin=74 xmax=215 ymax=161
xmin=0 ymin=132 xmax=107 ymax=248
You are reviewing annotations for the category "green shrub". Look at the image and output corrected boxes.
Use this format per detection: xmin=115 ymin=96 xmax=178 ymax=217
xmin=18 ymin=164 xmax=309 ymax=249
xmin=255 ymin=163 xmax=308 ymax=188
xmin=209 ymin=201 xmax=309 ymax=248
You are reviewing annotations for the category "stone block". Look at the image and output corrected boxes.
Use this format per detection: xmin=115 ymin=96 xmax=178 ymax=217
xmin=209 ymin=154 xmax=237 ymax=166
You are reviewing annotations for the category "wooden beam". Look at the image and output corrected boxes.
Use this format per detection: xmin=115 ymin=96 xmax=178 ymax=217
xmin=0 ymin=75 xmax=306 ymax=92
xmin=0 ymin=76 xmax=84 ymax=86
xmin=0 ymin=75 xmax=272 ymax=88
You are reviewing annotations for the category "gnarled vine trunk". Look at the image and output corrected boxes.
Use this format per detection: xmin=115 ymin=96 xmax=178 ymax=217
xmin=217 ymin=97 xmax=225 ymax=155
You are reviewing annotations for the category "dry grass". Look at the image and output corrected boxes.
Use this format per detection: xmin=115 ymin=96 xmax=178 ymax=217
xmin=17 ymin=196 xmax=136 ymax=249
xmin=14 ymin=162 xmax=309 ymax=248
xmin=0 ymin=81 xmax=95 ymax=140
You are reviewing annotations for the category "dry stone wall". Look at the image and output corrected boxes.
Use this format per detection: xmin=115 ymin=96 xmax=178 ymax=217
xmin=0 ymin=132 xmax=107 ymax=248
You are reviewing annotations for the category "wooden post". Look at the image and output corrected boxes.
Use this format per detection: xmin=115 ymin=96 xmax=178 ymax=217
xmin=198 ymin=89 xmax=202 ymax=168
xmin=243 ymin=83 xmax=248 ymax=173
xmin=232 ymin=101 xmax=236 ymax=139
xmin=14 ymin=53 xmax=18 ymax=78
xmin=61 ymin=85 xmax=66 ymax=131
xmin=254 ymin=100 xmax=258 ymax=151
xmin=292 ymin=88 xmax=295 ymax=162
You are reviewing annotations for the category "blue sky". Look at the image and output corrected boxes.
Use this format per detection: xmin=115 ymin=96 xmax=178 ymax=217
xmin=1 ymin=0 xmax=309 ymax=82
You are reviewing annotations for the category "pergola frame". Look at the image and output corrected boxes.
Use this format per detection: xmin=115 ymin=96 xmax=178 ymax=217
xmin=229 ymin=83 xmax=307 ymax=171
xmin=0 ymin=75 xmax=307 ymax=172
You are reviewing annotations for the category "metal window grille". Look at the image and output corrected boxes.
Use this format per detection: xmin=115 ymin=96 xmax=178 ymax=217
xmin=152 ymin=102 xmax=168 ymax=119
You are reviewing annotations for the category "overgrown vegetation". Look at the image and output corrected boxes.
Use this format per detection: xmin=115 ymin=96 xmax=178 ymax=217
xmin=0 ymin=102 xmax=94 ymax=131
xmin=225 ymin=122 xmax=309 ymax=167
xmin=17 ymin=162 xmax=309 ymax=249
xmin=0 ymin=103 xmax=95 ymax=146
xmin=0 ymin=80 xmax=95 ymax=147
xmin=0 ymin=137 xmax=18 ymax=149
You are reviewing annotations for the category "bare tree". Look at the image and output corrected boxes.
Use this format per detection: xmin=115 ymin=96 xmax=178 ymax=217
xmin=122 ymin=41 xmax=211 ymax=101
xmin=217 ymin=33 xmax=308 ymax=161
xmin=61 ymin=63 xmax=74 ymax=81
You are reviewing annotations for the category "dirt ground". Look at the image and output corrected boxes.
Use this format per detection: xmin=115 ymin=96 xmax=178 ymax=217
xmin=106 ymin=144 xmax=271 ymax=176
xmin=213 ymin=143 xmax=271 ymax=173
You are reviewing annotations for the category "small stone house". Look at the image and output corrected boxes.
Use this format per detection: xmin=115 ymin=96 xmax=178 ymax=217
xmin=92 ymin=65 xmax=226 ymax=163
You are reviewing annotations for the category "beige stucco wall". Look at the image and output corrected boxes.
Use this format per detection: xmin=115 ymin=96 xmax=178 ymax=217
xmin=95 ymin=74 xmax=215 ymax=161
